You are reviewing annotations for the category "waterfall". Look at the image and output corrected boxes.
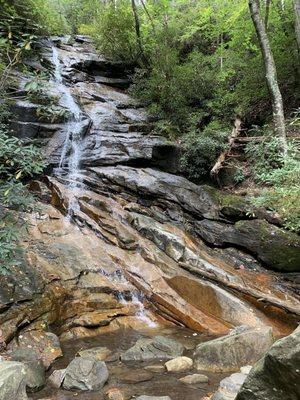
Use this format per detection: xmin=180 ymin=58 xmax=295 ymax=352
xmin=100 ymin=269 xmax=157 ymax=329
xmin=51 ymin=45 xmax=156 ymax=328
xmin=51 ymin=46 xmax=85 ymax=215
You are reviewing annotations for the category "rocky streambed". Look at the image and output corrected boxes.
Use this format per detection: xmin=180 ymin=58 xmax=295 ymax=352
xmin=0 ymin=36 xmax=299 ymax=400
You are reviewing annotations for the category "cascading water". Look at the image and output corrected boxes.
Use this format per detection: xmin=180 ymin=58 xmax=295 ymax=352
xmin=51 ymin=46 xmax=85 ymax=215
xmin=100 ymin=269 xmax=157 ymax=328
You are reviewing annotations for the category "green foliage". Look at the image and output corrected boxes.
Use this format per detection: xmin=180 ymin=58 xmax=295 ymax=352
xmin=36 ymin=104 xmax=70 ymax=123
xmin=180 ymin=121 xmax=229 ymax=180
xmin=24 ymin=72 xmax=70 ymax=122
xmin=80 ymin=0 xmax=298 ymax=163
xmin=246 ymin=137 xmax=300 ymax=232
xmin=0 ymin=112 xmax=45 ymax=271
xmin=0 ymin=0 xmax=71 ymax=37
xmin=233 ymin=168 xmax=246 ymax=184
xmin=80 ymin=0 xmax=137 ymax=62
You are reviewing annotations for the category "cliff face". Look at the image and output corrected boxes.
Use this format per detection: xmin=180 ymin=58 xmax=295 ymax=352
xmin=1 ymin=36 xmax=299 ymax=348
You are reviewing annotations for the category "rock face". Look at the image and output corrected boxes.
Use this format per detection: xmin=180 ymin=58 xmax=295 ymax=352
xmin=63 ymin=357 xmax=109 ymax=391
xmin=0 ymin=361 xmax=28 ymax=400
xmin=121 ymin=336 xmax=185 ymax=362
xmin=194 ymin=326 xmax=274 ymax=372
xmin=236 ymin=326 xmax=300 ymax=400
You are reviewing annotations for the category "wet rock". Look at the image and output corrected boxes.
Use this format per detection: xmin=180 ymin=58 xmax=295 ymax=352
xmin=7 ymin=349 xmax=45 ymax=392
xmin=236 ymin=326 xmax=300 ymax=400
xmin=119 ymin=369 xmax=154 ymax=383
xmin=212 ymin=372 xmax=248 ymax=400
xmin=121 ymin=336 xmax=184 ymax=362
xmin=165 ymin=356 xmax=193 ymax=372
xmin=78 ymin=346 xmax=112 ymax=361
xmin=48 ymin=369 xmax=66 ymax=388
xmin=0 ymin=361 xmax=28 ymax=400
xmin=179 ymin=374 xmax=209 ymax=385
xmin=194 ymin=326 xmax=274 ymax=372
xmin=63 ymin=357 xmax=109 ymax=391
xmin=10 ymin=331 xmax=62 ymax=369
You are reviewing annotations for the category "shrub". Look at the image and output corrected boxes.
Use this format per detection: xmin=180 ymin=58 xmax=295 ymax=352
xmin=0 ymin=115 xmax=45 ymax=271
xmin=246 ymin=137 xmax=300 ymax=232
xmin=80 ymin=0 xmax=137 ymax=63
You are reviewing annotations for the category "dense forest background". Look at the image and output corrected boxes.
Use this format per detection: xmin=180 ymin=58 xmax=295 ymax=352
xmin=0 ymin=0 xmax=299 ymax=268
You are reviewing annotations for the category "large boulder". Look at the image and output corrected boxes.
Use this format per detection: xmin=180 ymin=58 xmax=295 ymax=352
xmin=9 ymin=331 xmax=62 ymax=369
xmin=236 ymin=326 xmax=300 ymax=400
xmin=121 ymin=336 xmax=184 ymax=362
xmin=7 ymin=349 xmax=45 ymax=392
xmin=0 ymin=361 xmax=28 ymax=400
xmin=63 ymin=357 xmax=109 ymax=391
xmin=194 ymin=326 xmax=274 ymax=372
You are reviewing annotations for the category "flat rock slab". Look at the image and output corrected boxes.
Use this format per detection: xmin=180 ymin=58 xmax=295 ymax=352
xmin=136 ymin=397 xmax=172 ymax=400
xmin=78 ymin=346 xmax=112 ymax=361
xmin=179 ymin=374 xmax=209 ymax=384
xmin=63 ymin=357 xmax=109 ymax=391
xmin=194 ymin=326 xmax=274 ymax=372
xmin=144 ymin=365 xmax=165 ymax=373
xmin=119 ymin=370 xmax=154 ymax=383
xmin=121 ymin=336 xmax=184 ymax=362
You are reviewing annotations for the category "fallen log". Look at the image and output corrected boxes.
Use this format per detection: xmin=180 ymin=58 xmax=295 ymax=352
xmin=210 ymin=117 xmax=242 ymax=183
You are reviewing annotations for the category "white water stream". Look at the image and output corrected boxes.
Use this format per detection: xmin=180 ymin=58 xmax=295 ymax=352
xmin=52 ymin=46 xmax=85 ymax=215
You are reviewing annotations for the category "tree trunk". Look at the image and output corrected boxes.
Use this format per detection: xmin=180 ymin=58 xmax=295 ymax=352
xmin=249 ymin=0 xmax=287 ymax=155
xmin=294 ymin=0 xmax=300 ymax=53
xmin=131 ymin=0 xmax=148 ymax=66
xmin=265 ymin=0 xmax=271 ymax=29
